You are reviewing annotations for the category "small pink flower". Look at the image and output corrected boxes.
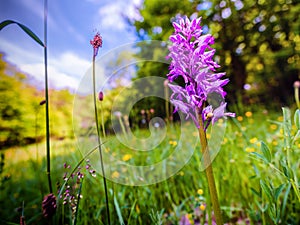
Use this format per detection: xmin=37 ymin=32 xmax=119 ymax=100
xmin=42 ymin=193 xmax=57 ymax=219
xmin=90 ymin=32 xmax=103 ymax=57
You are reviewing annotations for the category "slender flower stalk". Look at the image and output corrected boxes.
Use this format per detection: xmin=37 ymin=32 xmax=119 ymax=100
xmin=43 ymin=0 xmax=52 ymax=194
xmin=167 ymin=16 xmax=235 ymax=225
xmin=294 ymin=81 xmax=300 ymax=109
xmin=164 ymin=79 xmax=170 ymax=123
xmin=197 ymin=107 xmax=222 ymax=225
xmin=99 ymin=91 xmax=106 ymax=138
xmin=90 ymin=33 xmax=111 ymax=225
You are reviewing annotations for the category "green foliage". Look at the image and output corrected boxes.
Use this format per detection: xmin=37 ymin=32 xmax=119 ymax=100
xmin=132 ymin=0 xmax=300 ymax=108
xmin=0 ymin=54 xmax=74 ymax=148
xmin=251 ymin=108 xmax=300 ymax=224
xmin=1 ymin=110 xmax=299 ymax=224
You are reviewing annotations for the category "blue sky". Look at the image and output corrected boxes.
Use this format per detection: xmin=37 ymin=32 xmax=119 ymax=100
xmin=0 ymin=0 xmax=143 ymax=90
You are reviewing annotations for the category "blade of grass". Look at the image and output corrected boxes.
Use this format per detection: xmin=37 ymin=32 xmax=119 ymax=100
xmin=73 ymin=178 xmax=84 ymax=225
xmin=0 ymin=20 xmax=44 ymax=47
xmin=114 ymin=195 xmax=125 ymax=225
xmin=127 ymin=199 xmax=137 ymax=225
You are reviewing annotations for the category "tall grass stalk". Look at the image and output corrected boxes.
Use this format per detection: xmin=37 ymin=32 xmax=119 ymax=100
xmin=100 ymin=101 xmax=106 ymax=138
xmin=43 ymin=0 xmax=52 ymax=194
xmin=197 ymin=110 xmax=223 ymax=225
xmin=92 ymin=53 xmax=111 ymax=225
xmin=164 ymin=80 xmax=170 ymax=123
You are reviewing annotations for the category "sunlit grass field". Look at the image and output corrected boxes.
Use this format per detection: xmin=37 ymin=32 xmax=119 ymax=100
xmin=1 ymin=110 xmax=299 ymax=225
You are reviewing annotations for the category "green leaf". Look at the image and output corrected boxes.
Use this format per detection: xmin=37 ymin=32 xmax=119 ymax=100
xmin=268 ymin=203 xmax=277 ymax=222
xmin=73 ymin=179 xmax=84 ymax=225
xmin=282 ymin=107 xmax=292 ymax=146
xmin=274 ymin=184 xmax=285 ymax=201
xmin=294 ymin=109 xmax=300 ymax=130
xmin=251 ymin=152 xmax=268 ymax=164
xmin=127 ymin=199 xmax=137 ymax=225
xmin=260 ymin=141 xmax=272 ymax=163
xmin=114 ymin=195 xmax=125 ymax=225
xmin=281 ymin=183 xmax=291 ymax=218
xmin=0 ymin=20 xmax=44 ymax=47
xmin=260 ymin=179 xmax=273 ymax=202
xmin=280 ymin=160 xmax=292 ymax=178
xmin=250 ymin=187 xmax=261 ymax=198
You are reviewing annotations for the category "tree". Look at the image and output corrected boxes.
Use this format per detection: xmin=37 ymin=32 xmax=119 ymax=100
xmin=0 ymin=53 xmax=75 ymax=148
xmin=132 ymin=0 xmax=300 ymax=108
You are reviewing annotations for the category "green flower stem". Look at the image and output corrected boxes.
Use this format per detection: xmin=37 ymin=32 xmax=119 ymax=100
xmin=44 ymin=0 xmax=52 ymax=194
xmin=198 ymin=112 xmax=223 ymax=225
xmin=92 ymin=55 xmax=111 ymax=225
xmin=295 ymin=86 xmax=300 ymax=109
xmin=100 ymin=102 xmax=106 ymax=138
xmin=164 ymin=83 xmax=170 ymax=123
xmin=118 ymin=116 xmax=127 ymax=138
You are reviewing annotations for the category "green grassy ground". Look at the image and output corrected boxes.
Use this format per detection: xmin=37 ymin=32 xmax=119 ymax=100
xmin=0 ymin=110 xmax=299 ymax=225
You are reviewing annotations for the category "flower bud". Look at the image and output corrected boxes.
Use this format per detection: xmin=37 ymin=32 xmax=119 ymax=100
xmin=42 ymin=193 xmax=57 ymax=219
xmin=294 ymin=81 xmax=300 ymax=88
xmin=39 ymin=100 xmax=46 ymax=105
xmin=98 ymin=91 xmax=104 ymax=101
xmin=164 ymin=79 xmax=169 ymax=87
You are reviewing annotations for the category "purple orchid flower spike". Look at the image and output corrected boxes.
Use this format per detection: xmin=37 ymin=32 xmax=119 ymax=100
xmin=166 ymin=16 xmax=235 ymax=128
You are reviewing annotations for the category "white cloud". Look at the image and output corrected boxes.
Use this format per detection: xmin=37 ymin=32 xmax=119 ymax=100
xmin=19 ymin=52 xmax=92 ymax=90
xmin=0 ymin=41 xmax=92 ymax=90
xmin=97 ymin=4 xmax=125 ymax=30
xmin=96 ymin=0 xmax=143 ymax=31
xmin=0 ymin=38 xmax=42 ymax=66
xmin=50 ymin=52 xmax=91 ymax=79
xmin=20 ymin=63 xmax=79 ymax=90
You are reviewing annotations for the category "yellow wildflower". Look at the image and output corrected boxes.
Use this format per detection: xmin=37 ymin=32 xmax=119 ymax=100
xmin=200 ymin=204 xmax=206 ymax=211
xmin=111 ymin=171 xmax=120 ymax=179
xmin=122 ymin=154 xmax=132 ymax=161
xmin=250 ymin=137 xmax=258 ymax=144
xmin=237 ymin=116 xmax=243 ymax=121
xmin=270 ymin=124 xmax=277 ymax=130
xmin=245 ymin=147 xmax=255 ymax=153
xmin=245 ymin=111 xmax=252 ymax=117
xmin=222 ymin=137 xmax=228 ymax=145
xmin=197 ymin=189 xmax=204 ymax=195
xmin=169 ymin=140 xmax=177 ymax=147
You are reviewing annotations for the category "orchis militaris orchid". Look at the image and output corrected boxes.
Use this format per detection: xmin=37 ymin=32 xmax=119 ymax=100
xmin=167 ymin=16 xmax=235 ymax=128
xmin=167 ymin=16 xmax=235 ymax=225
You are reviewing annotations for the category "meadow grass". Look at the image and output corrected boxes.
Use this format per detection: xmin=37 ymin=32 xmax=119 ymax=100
xmin=0 ymin=110 xmax=299 ymax=225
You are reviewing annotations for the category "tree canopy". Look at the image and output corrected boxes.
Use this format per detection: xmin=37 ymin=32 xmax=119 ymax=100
xmin=132 ymin=0 xmax=300 ymax=110
xmin=0 ymin=53 xmax=74 ymax=149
